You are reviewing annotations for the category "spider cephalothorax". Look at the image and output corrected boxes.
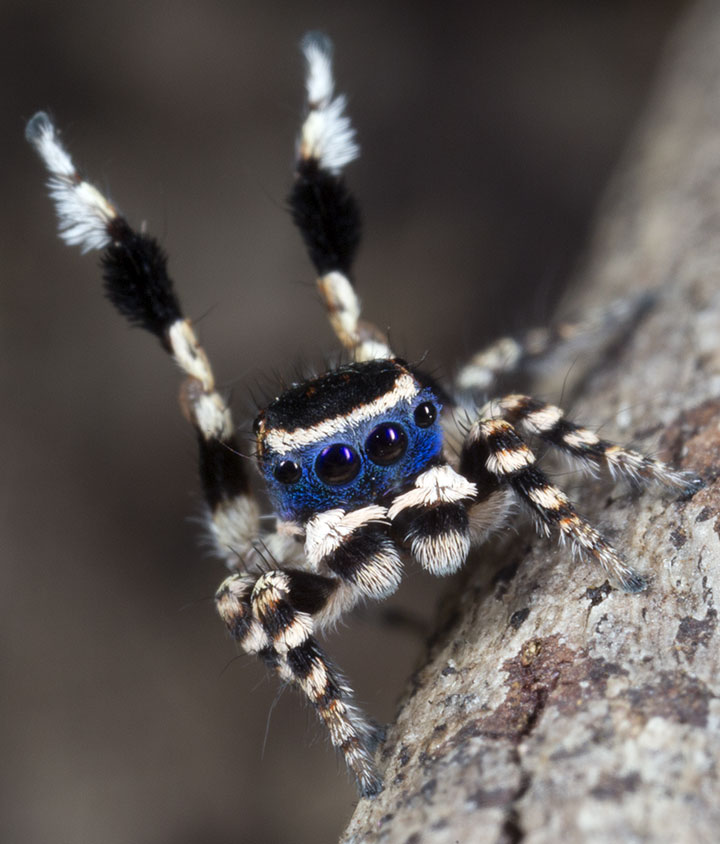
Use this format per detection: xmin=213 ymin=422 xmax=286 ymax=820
xmin=27 ymin=32 xmax=701 ymax=798
xmin=256 ymin=359 xmax=444 ymax=518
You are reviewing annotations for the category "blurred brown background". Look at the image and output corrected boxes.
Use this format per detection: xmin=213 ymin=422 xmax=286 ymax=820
xmin=2 ymin=1 xmax=692 ymax=842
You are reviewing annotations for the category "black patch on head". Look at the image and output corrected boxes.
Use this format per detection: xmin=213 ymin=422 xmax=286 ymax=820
xmin=289 ymin=158 xmax=361 ymax=275
xmin=197 ymin=432 xmax=250 ymax=510
xmin=102 ymin=217 xmax=183 ymax=344
xmin=262 ymin=359 xmax=409 ymax=434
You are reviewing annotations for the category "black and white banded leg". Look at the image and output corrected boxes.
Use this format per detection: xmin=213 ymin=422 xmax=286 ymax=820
xmin=490 ymin=394 xmax=703 ymax=495
xmin=216 ymin=568 xmax=384 ymax=797
xmin=460 ymin=415 xmax=649 ymax=591
xmin=454 ymin=293 xmax=656 ymax=395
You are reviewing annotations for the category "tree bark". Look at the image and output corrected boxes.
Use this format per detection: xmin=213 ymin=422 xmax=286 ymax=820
xmin=341 ymin=3 xmax=720 ymax=842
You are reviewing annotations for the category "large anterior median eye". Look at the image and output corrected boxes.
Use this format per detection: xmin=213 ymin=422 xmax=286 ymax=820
xmin=315 ymin=444 xmax=361 ymax=485
xmin=365 ymin=423 xmax=407 ymax=466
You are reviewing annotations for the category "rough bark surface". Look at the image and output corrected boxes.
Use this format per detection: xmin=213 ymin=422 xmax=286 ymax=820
xmin=341 ymin=4 xmax=720 ymax=842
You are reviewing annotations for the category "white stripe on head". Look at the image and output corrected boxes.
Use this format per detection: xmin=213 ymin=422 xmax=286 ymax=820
xmin=263 ymin=372 xmax=420 ymax=454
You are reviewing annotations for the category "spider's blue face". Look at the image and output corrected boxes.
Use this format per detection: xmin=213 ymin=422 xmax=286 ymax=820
xmin=255 ymin=360 xmax=443 ymax=522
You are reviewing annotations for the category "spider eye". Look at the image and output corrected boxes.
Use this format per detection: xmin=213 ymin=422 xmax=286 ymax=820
xmin=273 ymin=459 xmax=302 ymax=484
xmin=315 ymin=444 xmax=361 ymax=485
xmin=365 ymin=423 xmax=407 ymax=466
xmin=414 ymin=402 xmax=437 ymax=428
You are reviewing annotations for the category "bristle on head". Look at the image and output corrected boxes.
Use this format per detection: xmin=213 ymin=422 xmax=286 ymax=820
xmin=26 ymin=111 xmax=116 ymax=253
xmin=299 ymin=32 xmax=359 ymax=174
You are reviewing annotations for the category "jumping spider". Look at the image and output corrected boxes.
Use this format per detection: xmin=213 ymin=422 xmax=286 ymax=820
xmin=27 ymin=33 xmax=701 ymax=797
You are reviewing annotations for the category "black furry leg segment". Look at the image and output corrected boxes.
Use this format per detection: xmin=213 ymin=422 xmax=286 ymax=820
xmin=216 ymin=570 xmax=384 ymax=797
xmin=461 ymin=417 xmax=647 ymax=591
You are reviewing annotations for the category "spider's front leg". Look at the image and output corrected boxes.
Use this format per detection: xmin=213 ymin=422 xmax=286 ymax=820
xmin=459 ymin=397 xmax=702 ymax=591
xmin=290 ymin=32 xmax=393 ymax=362
xmin=216 ymin=562 xmax=387 ymax=797
xmin=26 ymin=106 xmax=387 ymax=796
xmin=24 ymin=114 xmax=265 ymax=570
xmin=491 ymin=394 xmax=703 ymax=494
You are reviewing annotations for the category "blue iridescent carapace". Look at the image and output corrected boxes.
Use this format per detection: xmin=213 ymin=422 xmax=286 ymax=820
xmin=256 ymin=361 xmax=444 ymax=521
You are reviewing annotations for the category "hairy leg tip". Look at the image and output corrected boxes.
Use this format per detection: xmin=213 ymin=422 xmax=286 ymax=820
xmin=622 ymin=572 xmax=649 ymax=594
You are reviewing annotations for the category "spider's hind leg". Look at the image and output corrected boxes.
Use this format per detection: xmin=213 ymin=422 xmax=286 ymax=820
xmin=455 ymin=292 xmax=656 ymax=396
xmin=216 ymin=568 xmax=384 ymax=797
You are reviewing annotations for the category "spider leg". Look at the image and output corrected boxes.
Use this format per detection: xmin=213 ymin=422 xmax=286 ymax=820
xmin=289 ymin=32 xmax=393 ymax=361
xmin=216 ymin=569 xmax=384 ymax=797
xmin=25 ymin=112 xmax=262 ymax=568
xmin=460 ymin=415 xmax=648 ymax=591
xmin=490 ymin=394 xmax=703 ymax=495
xmin=455 ymin=293 xmax=655 ymax=395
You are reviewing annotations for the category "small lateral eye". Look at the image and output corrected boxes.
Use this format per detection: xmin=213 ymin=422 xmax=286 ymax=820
xmin=414 ymin=402 xmax=437 ymax=428
xmin=366 ymin=423 xmax=407 ymax=466
xmin=315 ymin=444 xmax=361 ymax=485
xmin=273 ymin=459 xmax=302 ymax=485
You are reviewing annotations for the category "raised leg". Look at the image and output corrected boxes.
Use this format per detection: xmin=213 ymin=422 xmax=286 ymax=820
xmin=25 ymin=112 xmax=262 ymax=568
xmin=289 ymin=33 xmax=393 ymax=361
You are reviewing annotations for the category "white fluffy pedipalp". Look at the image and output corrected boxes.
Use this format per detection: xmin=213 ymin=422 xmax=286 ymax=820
xmin=299 ymin=32 xmax=359 ymax=174
xmin=387 ymin=465 xmax=477 ymax=520
xmin=304 ymin=505 xmax=389 ymax=567
xmin=26 ymin=111 xmax=116 ymax=253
